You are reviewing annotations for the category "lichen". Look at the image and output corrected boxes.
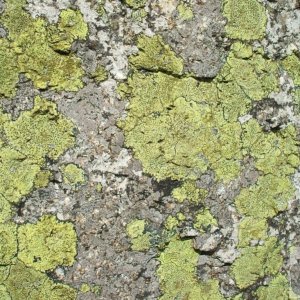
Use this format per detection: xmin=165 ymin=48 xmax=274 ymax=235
xmin=18 ymin=215 xmax=77 ymax=272
xmin=0 ymin=0 xmax=87 ymax=96
xmin=129 ymin=35 xmax=184 ymax=75
xmin=231 ymin=237 xmax=283 ymax=289
xmin=0 ymin=97 xmax=74 ymax=205
xmin=172 ymin=181 xmax=207 ymax=204
xmin=238 ymin=217 xmax=267 ymax=248
xmin=255 ymin=274 xmax=295 ymax=300
xmin=61 ymin=164 xmax=86 ymax=187
xmin=3 ymin=260 xmax=77 ymax=300
xmin=194 ymin=208 xmax=218 ymax=233
xmin=177 ymin=3 xmax=194 ymax=21
xmin=157 ymin=237 xmax=224 ymax=299
xmin=235 ymin=174 xmax=295 ymax=219
xmin=90 ymin=65 xmax=108 ymax=83
xmin=121 ymin=42 xmax=281 ymax=183
xmin=123 ymin=0 xmax=147 ymax=9
xmin=4 ymin=96 xmax=75 ymax=163
xmin=0 ymin=223 xmax=17 ymax=264
xmin=126 ymin=219 xmax=151 ymax=251
xmin=223 ymin=0 xmax=267 ymax=40
xmin=48 ymin=9 xmax=88 ymax=53
xmin=282 ymin=53 xmax=300 ymax=86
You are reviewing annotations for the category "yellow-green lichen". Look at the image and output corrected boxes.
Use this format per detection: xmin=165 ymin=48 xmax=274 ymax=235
xmin=177 ymin=3 xmax=194 ymax=21
xmin=157 ymin=237 xmax=224 ymax=300
xmin=255 ymin=274 xmax=296 ymax=300
xmin=61 ymin=164 xmax=86 ymax=186
xmin=282 ymin=54 xmax=300 ymax=86
xmin=90 ymin=65 xmax=108 ymax=82
xmin=34 ymin=170 xmax=52 ymax=189
xmin=129 ymin=35 xmax=184 ymax=75
xmin=48 ymin=9 xmax=88 ymax=53
xmin=0 ymin=223 xmax=17 ymax=264
xmin=235 ymin=174 xmax=295 ymax=219
xmin=223 ymin=0 xmax=267 ymax=40
xmin=231 ymin=237 xmax=283 ymax=289
xmin=194 ymin=208 xmax=218 ymax=233
xmin=172 ymin=181 xmax=207 ymax=204
xmin=164 ymin=216 xmax=180 ymax=231
xmin=0 ymin=0 xmax=87 ymax=96
xmin=4 ymin=96 xmax=75 ymax=163
xmin=3 ymin=260 xmax=77 ymax=300
xmin=0 ymin=97 xmax=74 ymax=204
xmin=238 ymin=217 xmax=267 ymax=248
xmin=121 ymin=43 xmax=281 ymax=183
xmin=18 ymin=215 xmax=77 ymax=272
xmin=123 ymin=0 xmax=147 ymax=9
xmin=126 ymin=219 xmax=151 ymax=251
xmin=0 ymin=196 xmax=12 ymax=224
xmin=0 ymin=284 xmax=10 ymax=300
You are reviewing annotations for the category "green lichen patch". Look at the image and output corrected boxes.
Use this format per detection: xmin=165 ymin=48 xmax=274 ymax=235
xmin=0 ymin=38 xmax=20 ymax=98
xmin=0 ymin=0 xmax=87 ymax=96
xmin=194 ymin=208 xmax=218 ymax=233
xmin=231 ymin=237 xmax=283 ymax=289
xmin=0 ymin=284 xmax=10 ymax=300
xmin=3 ymin=260 xmax=77 ymax=300
xmin=235 ymin=174 xmax=295 ymax=219
xmin=121 ymin=43 xmax=282 ymax=183
xmin=120 ymin=71 xmax=243 ymax=182
xmin=223 ymin=0 xmax=267 ymax=40
xmin=172 ymin=181 xmax=207 ymax=203
xmin=126 ymin=219 xmax=151 ymax=251
xmin=0 ymin=97 xmax=75 ymax=204
xmin=129 ymin=35 xmax=184 ymax=75
xmin=0 ymin=147 xmax=40 ymax=204
xmin=282 ymin=54 xmax=300 ymax=86
xmin=242 ymin=120 xmax=299 ymax=176
xmin=0 ymin=223 xmax=17 ymax=264
xmin=123 ymin=0 xmax=147 ymax=9
xmin=90 ymin=65 xmax=108 ymax=82
xmin=4 ymin=97 xmax=75 ymax=163
xmin=238 ymin=217 xmax=267 ymax=248
xmin=255 ymin=274 xmax=294 ymax=300
xmin=177 ymin=3 xmax=194 ymax=21
xmin=34 ymin=170 xmax=52 ymax=189
xmin=157 ymin=238 xmax=224 ymax=299
xmin=18 ymin=215 xmax=77 ymax=272
xmin=61 ymin=164 xmax=86 ymax=187
xmin=48 ymin=9 xmax=88 ymax=53
xmin=217 ymin=47 xmax=279 ymax=102
xmin=0 ymin=196 xmax=12 ymax=224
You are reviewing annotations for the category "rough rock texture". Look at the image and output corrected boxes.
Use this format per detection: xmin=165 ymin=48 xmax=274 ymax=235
xmin=0 ymin=0 xmax=300 ymax=299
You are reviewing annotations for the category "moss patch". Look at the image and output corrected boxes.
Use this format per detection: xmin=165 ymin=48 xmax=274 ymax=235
xmin=18 ymin=215 xmax=77 ymax=272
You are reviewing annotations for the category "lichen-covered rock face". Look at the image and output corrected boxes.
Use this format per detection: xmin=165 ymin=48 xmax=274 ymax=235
xmin=223 ymin=0 xmax=267 ymax=40
xmin=0 ymin=0 xmax=87 ymax=97
xmin=157 ymin=238 xmax=224 ymax=300
xmin=0 ymin=0 xmax=300 ymax=299
xmin=18 ymin=215 xmax=77 ymax=271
